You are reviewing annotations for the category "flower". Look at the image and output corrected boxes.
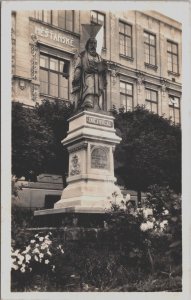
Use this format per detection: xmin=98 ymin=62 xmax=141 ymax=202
xmin=25 ymin=254 xmax=31 ymax=263
xmin=47 ymin=250 xmax=52 ymax=256
xmin=34 ymin=255 xmax=39 ymax=262
xmin=162 ymin=209 xmax=169 ymax=215
xmin=39 ymin=237 xmax=44 ymax=242
xmin=30 ymin=240 xmax=35 ymax=244
xmin=140 ymin=223 xmax=148 ymax=232
xmin=39 ymin=253 xmax=44 ymax=258
xmin=20 ymin=266 xmax=25 ymax=273
xmin=33 ymin=248 xmax=40 ymax=254
xmin=61 ymin=249 xmax=64 ymax=254
xmin=45 ymin=259 xmax=49 ymax=264
xmin=12 ymin=263 xmax=19 ymax=270
xmin=35 ymin=234 xmax=39 ymax=238
xmin=41 ymin=243 xmax=48 ymax=250
xmin=146 ymin=221 xmax=154 ymax=230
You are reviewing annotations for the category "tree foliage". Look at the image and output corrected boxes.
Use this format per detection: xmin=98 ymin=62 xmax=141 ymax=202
xmin=112 ymin=106 xmax=181 ymax=193
xmin=12 ymin=101 xmax=74 ymax=181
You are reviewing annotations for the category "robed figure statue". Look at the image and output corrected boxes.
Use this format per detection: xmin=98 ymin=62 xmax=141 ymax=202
xmin=72 ymin=34 xmax=107 ymax=111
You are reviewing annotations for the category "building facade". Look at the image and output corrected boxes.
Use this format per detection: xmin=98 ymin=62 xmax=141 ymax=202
xmin=12 ymin=10 xmax=182 ymax=124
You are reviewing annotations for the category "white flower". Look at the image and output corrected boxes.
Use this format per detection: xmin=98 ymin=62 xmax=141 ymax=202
xmin=30 ymin=240 xmax=35 ymax=244
xmin=61 ymin=249 xmax=64 ymax=254
xmin=36 ymin=243 xmax=39 ymax=247
xmin=12 ymin=263 xmax=19 ymax=270
xmin=41 ymin=243 xmax=48 ymax=250
xmin=12 ymin=249 xmax=20 ymax=256
xmin=29 ymin=267 xmax=32 ymax=272
xmin=71 ymin=274 xmax=75 ymax=278
xmin=25 ymin=254 xmax=31 ymax=263
xmin=45 ymin=235 xmax=49 ymax=239
xmin=33 ymin=248 xmax=40 ymax=254
xmin=11 ymin=258 xmax=16 ymax=263
xmin=39 ymin=237 xmax=44 ymax=242
xmin=47 ymin=250 xmax=52 ymax=256
xmin=39 ymin=253 xmax=44 ymax=258
xmin=45 ymin=259 xmax=49 ymax=264
xmin=35 ymin=234 xmax=39 ymax=238
xmin=146 ymin=221 xmax=154 ymax=230
xmin=20 ymin=267 xmax=25 ymax=273
xmin=162 ymin=209 xmax=169 ymax=215
xmin=34 ymin=255 xmax=39 ymax=261
xmin=140 ymin=223 xmax=148 ymax=232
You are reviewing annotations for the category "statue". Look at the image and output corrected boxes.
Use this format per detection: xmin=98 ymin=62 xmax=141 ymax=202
xmin=72 ymin=30 xmax=107 ymax=111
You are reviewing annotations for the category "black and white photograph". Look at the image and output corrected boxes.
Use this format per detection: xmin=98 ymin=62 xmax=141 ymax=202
xmin=1 ymin=0 xmax=191 ymax=299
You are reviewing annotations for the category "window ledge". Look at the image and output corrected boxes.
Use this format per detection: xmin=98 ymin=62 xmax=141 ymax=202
xmin=144 ymin=63 xmax=158 ymax=70
xmin=120 ymin=54 xmax=134 ymax=61
xmin=40 ymin=93 xmax=71 ymax=103
xmin=29 ymin=17 xmax=80 ymax=38
xmin=168 ymin=71 xmax=180 ymax=77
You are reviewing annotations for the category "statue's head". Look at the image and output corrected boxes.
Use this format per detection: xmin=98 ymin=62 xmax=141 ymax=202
xmin=85 ymin=37 xmax=97 ymax=56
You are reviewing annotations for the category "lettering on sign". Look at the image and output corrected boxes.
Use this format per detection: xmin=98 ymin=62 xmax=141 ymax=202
xmin=35 ymin=26 xmax=74 ymax=47
xmin=86 ymin=116 xmax=113 ymax=128
xmin=91 ymin=146 xmax=109 ymax=170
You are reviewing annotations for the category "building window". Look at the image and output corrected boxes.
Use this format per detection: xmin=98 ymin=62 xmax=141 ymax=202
xmin=34 ymin=10 xmax=75 ymax=32
xmin=145 ymin=89 xmax=158 ymax=113
xmin=90 ymin=11 xmax=106 ymax=48
xmin=120 ymin=81 xmax=133 ymax=111
xmin=34 ymin=10 xmax=52 ymax=24
xmin=167 ymin=41 xmax=179 ymax=74
xmin=119 ymin=21 xmax=132 ymax=58
xmin=58 ymin=10 xmax=75 ymax=32
xmin=144 ymin=31 xmax=156 ymax=66
xmin=40 ymin=54 xmax=70 ymax=100
xmin=169 ymin=95 xmax=180 ymax=123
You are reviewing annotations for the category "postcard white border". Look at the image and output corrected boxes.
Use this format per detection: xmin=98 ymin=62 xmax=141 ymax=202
xmin=1 ymin=1 xmax=191 ymax=299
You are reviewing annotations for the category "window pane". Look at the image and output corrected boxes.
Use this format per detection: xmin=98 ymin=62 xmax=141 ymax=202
xmin=58 ymin=11 xmax=65 ymax=28
xmin=146 ymin=101 xmax=151 ymax=111
xmin=49 ymin=72 xmax=58 ymax=97
xmin=119 ymin=22 xmax=124 ymax=33
xmin=40 ymin=69 xmax=48 ymax=94
xmin=175 ymin=109 xmax=180 ymax=123
xmin=150 ymin=46 xmax=155 ymax=57
xmin=144 ymin=32 xmax=149 ymax=43
xmin=43 ymin=11 xmax=51 ymax=23
xmin=152 ymin=103 xmax=157 ymax=113
xmin=167 ymin=42 xmax=172 ymax=52
xmin=151 ymin=91 xmax=157 ymax=101
xmin=120 ymin=93 xmax=127 ymax=109
xmin=149 ymin=34 xmax=155 ymax=46
xmin=150 ymin=55 xmax=156 ymax=65
xmin=50 ymin=58 xmax=58 ymax=71
xmin=120 ymin=82 xmax=126 ymax=92
xmin=60 ymin=61 xmax=65 ymax=73
xmin=126 ymin=96 xmax=133 ymax=111
xmin=40 ymin=55 xmax=49 ymax=68
xmin=66 ymin=10 xmax=73 ymax=31
xmin=172 ymin=43 xmax=178 ymax=54
xmin=126 ymin=83 xmax=132 ymax=95
xmin=98 ymin=13 xmax=104 ymax=24
xmin=59 ymin=75 xmax=68 ymax=99
xmin=91 ymin=11 xmax=97 ymax=22
xmin=125 ymin=24 xmax=131 ymax=36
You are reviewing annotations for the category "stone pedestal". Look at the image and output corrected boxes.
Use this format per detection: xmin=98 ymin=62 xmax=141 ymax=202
xmin=35 ymin=110 xmax=124 ymax=218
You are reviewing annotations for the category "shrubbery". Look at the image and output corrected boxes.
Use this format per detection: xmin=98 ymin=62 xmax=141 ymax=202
xmin=11 ymin=185 xmax=182 ymax=292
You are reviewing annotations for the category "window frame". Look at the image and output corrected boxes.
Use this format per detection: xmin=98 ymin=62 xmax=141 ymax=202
xmin=144 ymin=31 xmax=157 ymax=67
xmin=90 ymin=10 xmax=106 ymax=49
xmin=34 ymin=10 xmax=75 ymax=32
xmin=39 ymin=53 xmax=70 ymax=101
xmin=167 ymin=40 xmax=179 ymax=75
xmin=119 ymin=20 xmax=133 ymax=59
xmin=145 ymin=88 xmax=158 ymax=113
xmin=120 ymin=81 xmax=134 ymax=112
xmin=168 ymin=94 xmax=180 ymax=123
